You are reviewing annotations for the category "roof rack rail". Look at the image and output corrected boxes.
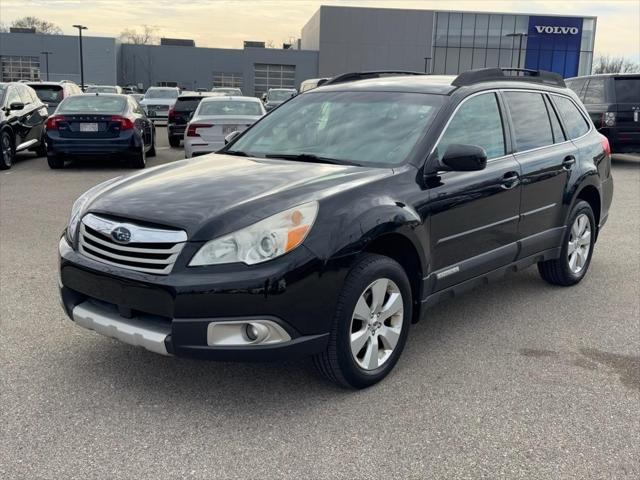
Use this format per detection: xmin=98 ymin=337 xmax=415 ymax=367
xmin=323 ymin=70 xmax=427 ymax=86
xmin=452 ymin=68 xmax=565 ymax=87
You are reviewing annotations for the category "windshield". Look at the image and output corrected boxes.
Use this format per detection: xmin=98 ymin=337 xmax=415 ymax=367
xmin=85 ymin=86 xmax=118 ymax=94
xmin=230 ymin=91 xmax=443 ymax=166
xmin=58 ymin=95 xmax=126 ymax=114
xmin=30 ymin=85 xmax=63 ymax=103
xmin=268 ymin=90 xmax=295 ymax=102
xmin=198 ymin=100 xmax=263 ymax=116
xmin=614 ymin=78 xmax=640 ymax=103
xmin=145 ymin=89 xmax=179 ymax=99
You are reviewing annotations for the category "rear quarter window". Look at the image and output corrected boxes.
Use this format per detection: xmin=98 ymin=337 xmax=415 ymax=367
xmin=504 ymin=91 xmax=554 ymax=151
xmin=552 ymin=95 xmax=590 ymax=139
xmin=614 ymin=78 xmax=640 ymax=103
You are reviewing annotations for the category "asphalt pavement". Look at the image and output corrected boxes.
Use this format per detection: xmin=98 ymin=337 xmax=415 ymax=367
xmin=1 ymin=131 xmax=638 ymax=479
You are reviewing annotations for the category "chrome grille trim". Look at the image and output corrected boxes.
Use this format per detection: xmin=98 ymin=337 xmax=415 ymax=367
xmin=79 ymin=214 xmax=187 ymax=275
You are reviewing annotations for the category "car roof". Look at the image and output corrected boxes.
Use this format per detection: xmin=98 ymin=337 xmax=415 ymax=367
xmin=27 ymin=81 xmax=68 ymax=86
xmin=178 ymin=91 xmax=222 ymax=98
xmin=199 ymin=95 xmax=261 ymax=102
xmin=316 ymin=75 xmax=458 ymax=95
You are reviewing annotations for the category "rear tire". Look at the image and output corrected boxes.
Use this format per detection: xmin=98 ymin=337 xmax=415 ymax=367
xmin=313 ymin=253 xmax=412 ymax=389
xmin=147 ymin=136 xmax=156 ymax=157
xmin=538 ymin=200 xmax=596 ymax=286
xmin=169 ymin=136 xmax=180 ymax=148
xmin=130 ymin=145 xmax=146 ymax=169
xmin=47 ymin=153 xmax=65 ymax=169
xmin=0 ymin=130 xmax=14 ymax=170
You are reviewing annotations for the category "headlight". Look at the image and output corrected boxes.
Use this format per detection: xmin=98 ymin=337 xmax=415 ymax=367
xmin=66 ymin=176 xmax=122 ymax=243
xmin=189 ymin=201 xmax=318 ymax=266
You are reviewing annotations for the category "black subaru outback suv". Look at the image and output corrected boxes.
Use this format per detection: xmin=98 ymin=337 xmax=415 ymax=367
xmin=58 ymin=68 xmax=614 ymax=389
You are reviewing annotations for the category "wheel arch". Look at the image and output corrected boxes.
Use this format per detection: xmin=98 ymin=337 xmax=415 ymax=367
xmin=574 ymin=184 xmax=601 ymax=236
xmin=362 ymin=231 xmax=424 ymax=323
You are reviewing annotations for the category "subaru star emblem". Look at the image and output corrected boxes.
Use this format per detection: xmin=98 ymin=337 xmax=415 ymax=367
xmin=111 ymin=226 xmax=132 ymax=243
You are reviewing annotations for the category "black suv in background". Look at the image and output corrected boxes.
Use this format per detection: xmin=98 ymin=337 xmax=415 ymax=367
xmin=58 ymin=69 xmax=613 ymax=389
xmin=1 ymin=82 xmax=48 ymax=169
xmin=167 ymin=91 xmax=216 ymax=147
xmin=566 ymin=74 xmax=640 ymax=153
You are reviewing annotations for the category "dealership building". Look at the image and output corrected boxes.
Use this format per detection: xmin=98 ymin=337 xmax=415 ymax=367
xmin=0 ymin=5 xmax=596 ymax=95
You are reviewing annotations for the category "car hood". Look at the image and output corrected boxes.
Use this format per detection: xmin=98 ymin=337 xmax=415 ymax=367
xmin=85 ymin=154 xmax=391 ymax=240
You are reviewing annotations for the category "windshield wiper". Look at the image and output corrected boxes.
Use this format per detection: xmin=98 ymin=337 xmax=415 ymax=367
xmin=224 ymin=150 xmax=249 ymax=157
xmin=264 ymin=153 xmax=356 ymax=166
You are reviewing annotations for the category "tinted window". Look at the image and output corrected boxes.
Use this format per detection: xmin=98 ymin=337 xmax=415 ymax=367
xmin=583 ymin=78 xmax=606 ymax=104
xmin=30 ymin=85 xmax=64 ymax=104
xmin=85 ymin=86 xmax=118 ymax=94
xmin=544 ymin=95 xmax=566 ymax=143
xmin=268 ymin=90 xmax=296 ymax=102
xmin=437 ymin=93 xmax=505 ymax=160
xmin=552 ymin=95 xmax=590 ymax=139
xmin=505 ymin=92 xmax=554 ymax=151
xmin=565 ymin=78 xmax=586 ymax=99
xmin=58 ymin=95 xmax=126 ymax=114
xmin=231 ymin=91 xmax=444 ymax=166
xmin=614 ymin=77 xmax=640 ymax=103
xmin=174 ymin=97 xmax=203 ymax=112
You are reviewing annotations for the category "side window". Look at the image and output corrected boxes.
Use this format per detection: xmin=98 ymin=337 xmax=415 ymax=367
xmin=5 ymin=87 xmax=22 ymax=107
xmin=17 ymin=85 xmax=32 ymax=105
xmin=544 ymin=95 xmax=566 ymax=143
xmin=28 ymin=87 xmax=40 ymax=104
xmin=552 ymin=95 xmax=590 ymax=139
xmin=436 ymin=93 xmax=505 ymax=160
xmin=566 ymin=78 xmax=587 ymax=100
xmin=504 ymin=91 xmax=554 ymax=151
xmin=582 ymin=78 xmax=606 ymax=104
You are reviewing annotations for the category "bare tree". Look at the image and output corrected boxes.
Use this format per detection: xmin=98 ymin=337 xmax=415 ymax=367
xmin=120 ymin=25 xmax=158 ymax=45
xmin=0 ymin=22 xmax=8 ymax=33
xmin=592 ymin=54 xmax=639 ymax=74
xmin=10 ymin=16 xmax=62 ymax=34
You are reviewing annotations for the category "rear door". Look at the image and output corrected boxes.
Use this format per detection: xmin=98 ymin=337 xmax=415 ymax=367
xmin=503 ymin=90 xmax=577 ymax=258
xmin=426 ymin=91 xmax=522 ymax=291
xmin=612 ymin=76 xmax=640 ymax=146
xmin=17 ymin=85 xmax=46 ymax=144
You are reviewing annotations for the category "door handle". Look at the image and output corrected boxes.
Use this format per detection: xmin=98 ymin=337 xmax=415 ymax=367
xmin=501 ymin=171 xmax=520 ymax=190
xmin=562 ymin=156 xmax=576 ymax=170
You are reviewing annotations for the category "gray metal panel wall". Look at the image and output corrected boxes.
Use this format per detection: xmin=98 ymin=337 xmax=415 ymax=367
xmin=119 ymin=44 xmax=318 ymax=95
xmin=0 ymin=32 xmax=117 ymax=84
xmin=315 ymin=6 xmax=435 ymax=76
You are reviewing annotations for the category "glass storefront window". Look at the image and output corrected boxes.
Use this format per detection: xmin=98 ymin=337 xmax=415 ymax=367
xmin=487 ymin=15 xmax=503 ymax=48
xmin=447 ymin=12 xmax=462 ymax=47
xmin=474 ymin=14 xmax=489 ymax=48
xmin=445 ymin=47 xmax=460 ymax=74
xmin=435 ymin=12 xmax=449 ymax=46
xmin=500 ymin=15 xmax=516 ymax=48
xmin=461 ymin=13 xmax=475 ymax=47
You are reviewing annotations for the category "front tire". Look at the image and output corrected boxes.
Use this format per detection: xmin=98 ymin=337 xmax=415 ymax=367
xmin=538 ymin=200 xmax=596 ymax=286
xmin=0 ymin=130 xmax=14 ymax=170
xmin=313 ymin=253 xmax=412 ymax=389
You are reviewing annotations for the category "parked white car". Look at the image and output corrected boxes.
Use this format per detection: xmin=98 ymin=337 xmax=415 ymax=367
xmin=184 ymin=96 xmax=265 ymax=158
xmin=140 ymin=87 xmax=180 ymax=121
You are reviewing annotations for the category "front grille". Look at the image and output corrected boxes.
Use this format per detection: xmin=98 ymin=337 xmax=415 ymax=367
xmin=78 ymin=214 xmax=187 ymax=275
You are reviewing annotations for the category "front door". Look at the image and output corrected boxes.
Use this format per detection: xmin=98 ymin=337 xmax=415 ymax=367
xmin=425 ymin=91 xmax=521 ymax=292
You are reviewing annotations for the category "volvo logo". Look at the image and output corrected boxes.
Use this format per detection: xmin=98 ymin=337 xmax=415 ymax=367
xmin=534 ymin=25 xmax=579 ymax=35
xmin=111 ymin=226 xmax=132 ymax=243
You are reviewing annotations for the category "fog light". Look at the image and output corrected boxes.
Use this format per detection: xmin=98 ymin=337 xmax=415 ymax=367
xmin=243 ymin=322 xmax=269 ymax=343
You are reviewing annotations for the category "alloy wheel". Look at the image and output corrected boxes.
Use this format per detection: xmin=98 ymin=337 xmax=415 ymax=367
xmin=349 ymin=278 xmax=404 ymax=371
xmin=567 ymin=213 xmax=591 ymax=274
xmin=1 ymin=133 xmax=12 ymax=167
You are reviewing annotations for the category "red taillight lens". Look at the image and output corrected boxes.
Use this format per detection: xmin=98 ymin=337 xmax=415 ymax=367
xmin=168 ymin=107 xmax=176 ymax=121
xmin=186 ymin=123 xmax=213 ymax=137
xmin=111 ymin=115 xmax=135 ymax=130
xmin=600 ymin=134 xmax=611 ymax=157
xmin=46 ymin=115 xmax=66 ymax=130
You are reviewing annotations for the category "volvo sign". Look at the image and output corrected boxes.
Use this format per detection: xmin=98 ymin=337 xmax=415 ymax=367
xmin=534 ymin=25 xmax=580 ymax=35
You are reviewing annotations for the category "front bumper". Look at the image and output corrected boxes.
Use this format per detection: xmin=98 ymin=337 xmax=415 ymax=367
xmin=59 ymin=237 xmax=344 ymax=360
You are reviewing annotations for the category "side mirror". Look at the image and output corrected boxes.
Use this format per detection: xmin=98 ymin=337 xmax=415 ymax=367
xmin=224 ymin=131 xmax=241 ymax=145
xmin=440 ymin=144 xmax=487 ymax=172
xmin=8 ymin=102 xmax=25 ymax=111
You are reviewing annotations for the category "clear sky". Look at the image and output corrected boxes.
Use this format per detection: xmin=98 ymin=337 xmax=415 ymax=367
xmin=1 ymin=0 xmax=638 ymax=61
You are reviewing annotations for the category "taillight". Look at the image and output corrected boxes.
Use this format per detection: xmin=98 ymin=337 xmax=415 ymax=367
xmin=168 ymin=107 xmax=175 ymax=121
xmin=186 ymin=123 xmax=213 ymax=137
xmin=46 ymin=115 xmax=66 ymax=130
xmin=111 ymin=115 xmax=135 ymax=130
xmin=601 ymin=112 xmax=616 ymax=127
xmin=600 ymin=134 xmax=611 ymax=157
